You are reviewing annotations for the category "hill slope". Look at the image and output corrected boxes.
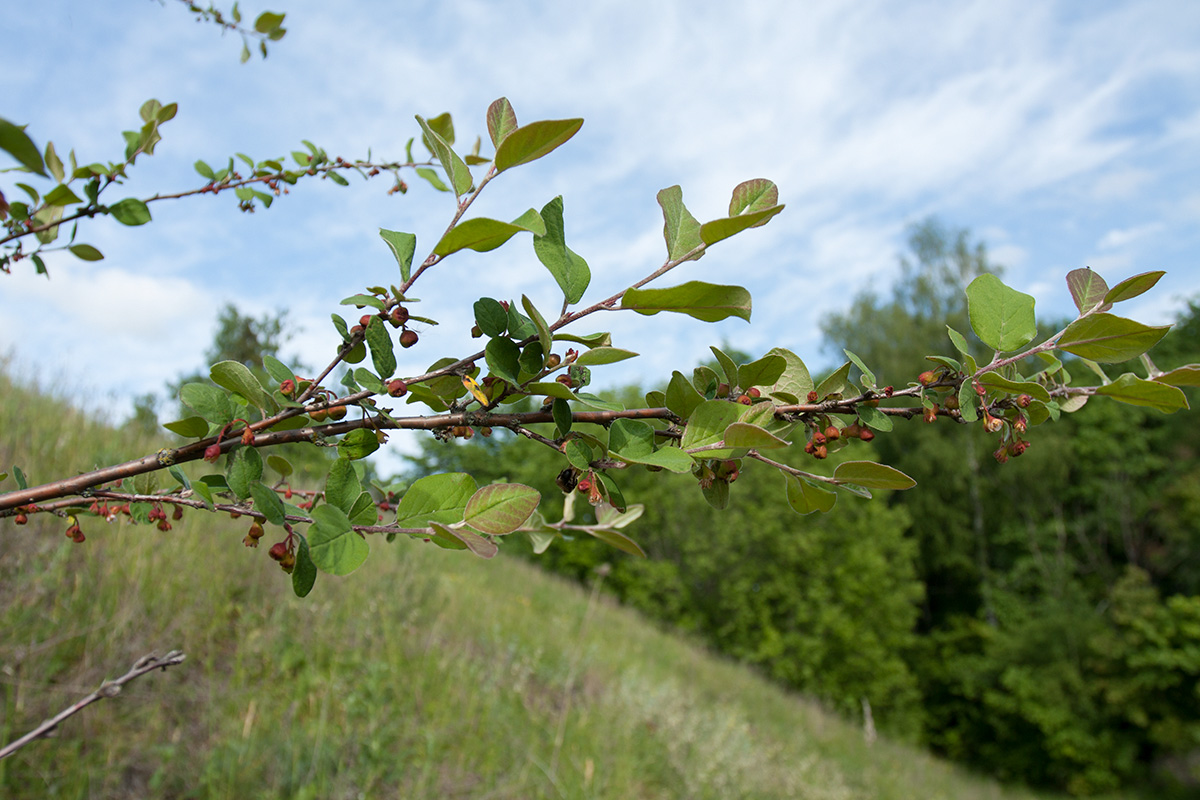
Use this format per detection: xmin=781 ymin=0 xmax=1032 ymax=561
xmin=0 ymin=371 xmax=1085 ymax=799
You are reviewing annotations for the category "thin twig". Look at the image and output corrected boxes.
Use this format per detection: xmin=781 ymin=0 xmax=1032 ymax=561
xmin=0 ymin=650 xmax=186 ymax=761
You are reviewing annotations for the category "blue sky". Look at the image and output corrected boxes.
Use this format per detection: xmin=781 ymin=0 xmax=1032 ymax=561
xmin=3 ymin=1 xmax=1199 ymax=462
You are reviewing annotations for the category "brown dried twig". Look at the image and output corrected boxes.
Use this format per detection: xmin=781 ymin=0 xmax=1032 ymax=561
xmin=0 ymin=650 xmax=186 ymax=760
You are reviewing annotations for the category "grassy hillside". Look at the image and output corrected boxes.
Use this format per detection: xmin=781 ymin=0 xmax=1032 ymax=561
xmin=0 ymin=370 xmax=1098 ymax=799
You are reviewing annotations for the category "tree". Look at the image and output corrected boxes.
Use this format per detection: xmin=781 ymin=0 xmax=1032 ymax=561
xmin=1 ymin=6 xmax=1197 ymax=780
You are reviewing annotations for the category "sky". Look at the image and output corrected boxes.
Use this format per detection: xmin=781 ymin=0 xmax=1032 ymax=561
xmin=3 ymin=1 xmax=1199 ymax=469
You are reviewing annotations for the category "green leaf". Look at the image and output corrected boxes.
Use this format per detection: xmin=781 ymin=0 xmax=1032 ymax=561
xmin=596 ymin=501 xmax=645 ymax=529
xmin=1066 ymin=267 xmax=1111 ymax=314
xmin=621 ymin=281 xmax=751 ymax=323
xmin=506 ymin=304 xmax=537 ymax=340
xmin=324 ymin=458 xmax=361 ymax=514
xmin=348 ymin=491 xmax=378 ymax=526
xmin=1105 ymin=271 xmax=1166 ymax=305
xmin=681 ymin=400 xmax=744 ymax=452
xmin=957 ymin=382 xmax=979 ymax=423
xmin=574 ymin=347 xmax=637 ymax=367
xmin=608 ymin=418 xmax=694 ymax=473
xmin=267 ymin=455 xmax=292 ymax=478
xmin=430 ymin=522 xmax=498 ymax=558
xmin=552 ymin=397 xmax=572 ymax=436
xmin=723 ymin=422 xmax=789 ymax=450
xmin=485 ymin=336 xmax=522 ymax=385
xmin=1096 ymin=373 xmax=1188 ymax=414
xmin=857 ymin=405 xmax=894 ymax=432
xmin=364 ymin=317 xmax=396 ymax=379
xmin=710 ymin=346 xmax=740 ymax=387
xmin=833 ymin=461 xmax=916 ymax=490
xmin=163 ymin=416 xmax=208 ymax=438
xmin=533 ymin=196 xmax=591 ymax=305
xmin=946 ymin=326 xmax=971 ymax=357
xmin=422 ymin=112 xmax=455 ymax=147
xmin=225 ymin=446 xmax=263 ymax=499
xmin=254 ymin=11 xmax=286 ymax=33
xmin=844 ymin=350 xmax=876 ymax=391
xmin=308 ymin=505 xmax=369 ymax=575
xmin=656 ymin=185 xmax=703 ymax=261
xmin=262 ymin=355 xmax=295 ymax=386
xmin=701 ymin=478 xmax=730 ymax=510
xmin=433 ymin=215 xmax=540 ymax=256
xmin=0 ymin=117 xmax=46 ymax=175
xmin=785 ymin=475 xmax=837 ymax=515
xmin=415 ymin=167 xmax=449 ymax=192
xmin=68 ymin=244 xmax=104 ymax=262
xmin=292 ymin=534 xmax=317 ymax=597
xmin=665 ymin=371 xmax=705 ymax=419
xmin=353 ymin=368 xmax=384 ymax=394
xmin=966 ymin=274 xmax=1037 ymax=352
xmin=494 ymin=117 xmax=584 ymax=172
xmin=699 ymin=206 xmax=785 ymax=247
xmin=179 ymin=382 xmax=233 ymax=425
xmin=249 ymin=481 xmax=287 ymax=526
xmin=1057 ymin=313 xmax=1170 ymax=363
xmin=108 ymin=197 xmax=151 ymax=226
xmin=394 ymin=473 xmax=477 ymax=528
xmin=737 ymin=354 xmax=786 ymax=390
xmin=976 ymin=373 xmax=1051 ymax=403
xmin=474 ymin=298 xmax=508 ymax=337
xmin=521 ymin=295 xmax=553 ymax=357
xmin=767 ymin=348 xmax=813 ymax=400
xmin=585 ymin=526 xmax=646 ymax=557
xmin=486 ymin=97 xmax=519 ymax=148
xmin=1154 ymin=364 xmax=1200 ymax=387
xmin=210 ymin=360 xmax=272 ymax=411
xmin=463 ymin=483 xmax=540 ymax=534
xmin=43 ymin=184 xmax=82 ymax=206
xmin=415 ymin=115 xmax=472 ymax=195
xmin=378 ymin=229 xmax=417 ymax=282
xmin=338 ymin=429 xmax=380 ymax=460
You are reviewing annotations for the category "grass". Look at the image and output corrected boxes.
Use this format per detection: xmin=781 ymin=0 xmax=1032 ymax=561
xmin=0 ymin=368 xmax=1105 ymax=799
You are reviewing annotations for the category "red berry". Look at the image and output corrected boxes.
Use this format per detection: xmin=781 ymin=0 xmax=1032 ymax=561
xmin=204 ymin=443 xmax=222 ymax=462
xmin=268 ymin=541 xmax=288 ymax=561
xmin=859 ymin=428 xmax=875 ymax=442
xmin=399 ymin=330 xmax=419 ymax=348
xmin=807 ymin=391 xmax=819 ymax=404
xmin=387 ymin=379 xmax=408 ymax=397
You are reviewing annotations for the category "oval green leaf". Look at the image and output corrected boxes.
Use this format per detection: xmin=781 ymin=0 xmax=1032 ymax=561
xmin=833 ymin=461 xmax=916 ymax=490
xmin=966 ymin=274 xmax=1037 ymax=352
xmin=308 ymin=504 xmax=369 ymax=575
xmin=494 ymin=118 xmax=584 ymax=172
xmin=463 ymin=483 xmax=540 ymax=535
xmin=621 ymin=282 xmax=752 ymax=323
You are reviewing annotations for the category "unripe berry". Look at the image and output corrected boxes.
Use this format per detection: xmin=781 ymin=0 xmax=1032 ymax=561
xmin=859 ymin=429 xmax=875 ymax=442
xmin=824 ymin=425 xmax=840 ymax=441
xmin=747 ymin=387 xmax=761 ymax=398
xmin=387 ymin=379 xmax=408 ymax=397
xmin=327 ymin=404 xmax=347 ymax=421
xmin=280 ymin=551 xmax=296 ymax=573
xmin=15 ymin=513 xmax=28 ymax=525
xmin=545 ymin=353 xmax=561 ymax=369
xmin=918 ymin=370 xmax=937 ymax=386
xmin=736 ymin=394 xmax=752 ymax=405
xmin=309 ymin=407 xmax=328 ymax=422
xmin=479 ymin=427 xmax=493 ymax=437
xmin=350 ymin=324 xmax=364 ymax=335
xmin=556 ymin=374 xmax=574 ymax=388
xmin=399 ymin=329 xmax=419 ymax=348
xmin=390 ymin=306 xmax=410 ymax=327
xmin=945 ymin=395 xmax=960 ymax=411
xmin=204 ymin=443 xmax=222 ymax=462
xmin=172 ymin=505 xmax=183 ymax=521
xmin=924 ymin=404 xmax=939 ymax=424
xmin=471 ymin=324 xmax=483 ymax=338
xmin=359 ymin=314 xmax=373 ymax=328
xmin=279 ymin=378 xmax=296 ymax=397
xmin=811 ymin=432 xmax=826 ymax=446
xmin=807 ymin=391 xmax=820 ymax=404
xmin=843 ymin=423 xmax=862 ymax=439
xmin=268 ymin=541 xmax=288 ymax=561
xmin=994 ymin=446 xmax=1009 ymax=464
xmin=716 ymin=383 xmax=730 ymax=398
xmin=814 ymin=445 xmax=828 ymax=459
xmin=1017 ymin=394 xmax=1033 ymax=408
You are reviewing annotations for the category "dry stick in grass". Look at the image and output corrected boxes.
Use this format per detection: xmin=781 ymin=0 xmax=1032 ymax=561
xmin=0 ymin=650 xmax=186 ymax=760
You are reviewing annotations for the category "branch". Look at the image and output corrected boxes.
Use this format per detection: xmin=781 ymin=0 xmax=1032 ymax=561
xmin=0 ymin=650 xmax=186 ymax=761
